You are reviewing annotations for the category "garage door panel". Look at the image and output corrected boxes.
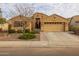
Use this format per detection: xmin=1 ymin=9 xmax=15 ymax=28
xmin=42 ymin=24 xmax=64 ymax=32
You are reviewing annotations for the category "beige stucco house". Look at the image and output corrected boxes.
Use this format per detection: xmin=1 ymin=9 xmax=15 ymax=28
xmin=0 ymin=23 xmax=8 ymax=31
xmin=7 ymin=13 xmax=69 ymax=32
xmin=70 ymin=15 xmax=79 ymax=26
xmin=0 ymin=18 xmax=8 ymax=31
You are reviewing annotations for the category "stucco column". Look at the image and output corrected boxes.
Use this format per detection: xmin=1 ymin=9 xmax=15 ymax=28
xmin=65 ymin=23 xmax=69 ymax=31
xmin=29 ymin=22 xmax=32 ymax=32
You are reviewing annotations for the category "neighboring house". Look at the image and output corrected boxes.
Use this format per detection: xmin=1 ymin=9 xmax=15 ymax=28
xmin=7 ymin=12 xmax=69 ymax=32
xmin=0 ymin=23 xmax=8 ymax=31
xmin=70 ymin=15 xmax=79 ymax=26
xmin=0 ymin=7 xmax=8 ymax=31
xmin=0 ymin=18 xmax=8 ymax=31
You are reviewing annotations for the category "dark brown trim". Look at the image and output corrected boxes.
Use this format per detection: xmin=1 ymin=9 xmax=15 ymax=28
xmin=63 ymin=22 xmax=65 ymax=32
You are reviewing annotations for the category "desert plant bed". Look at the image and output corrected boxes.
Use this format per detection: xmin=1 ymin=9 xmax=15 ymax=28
xmin=0 ymin=33 xmax=40 ymax=41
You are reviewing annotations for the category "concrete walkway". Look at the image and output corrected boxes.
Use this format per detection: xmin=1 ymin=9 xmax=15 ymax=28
xmin=0 ymin=32 xmax=79 ymax=48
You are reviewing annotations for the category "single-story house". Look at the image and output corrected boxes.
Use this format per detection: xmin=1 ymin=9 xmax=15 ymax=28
xmin=6 ymin=12 xmax=69 ymax=32
xmin=0 ymin=23 xmax=8 ymax=31
xmin=70 ymin=15 xmax=79 ymax=26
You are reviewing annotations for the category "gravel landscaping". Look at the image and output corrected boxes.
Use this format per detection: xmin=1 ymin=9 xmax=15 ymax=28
xmin=0 ymin=33 xmax=40 ymax=41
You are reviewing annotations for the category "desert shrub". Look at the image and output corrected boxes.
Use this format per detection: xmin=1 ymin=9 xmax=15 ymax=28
xmin=71 ymin=26 xmax=79 ymax=34
xmin=8 ymin=29 xmax=16 ymax=33
xmin=16 ymin=29 xmax=30 ymax=33
xmin=29 ymin=31 xmax=39 ymax=34
xmin=29 ymin=31 xmax=36 ymax=34
xmin=25 ymin=29 xmax=30 ymax=33
xmin=18 ymin=33 xmax=36 ymax=40
xmin=71 ymin=26 xmax=79 ymax=31
xmin=0 ymin=28 xmax=2 ymax=32
xmin=69 ymin=25 xmax=73 ymax=31
xmin=17 ymin=30 xmax=22 ymax=33
xmin=24 ymin=29 xmax=39 ymax=34
xmin=8 ymin=24 xmax=16 ymax=33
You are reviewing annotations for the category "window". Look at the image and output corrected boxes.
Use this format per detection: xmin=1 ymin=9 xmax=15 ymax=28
xmin=76 ymin=21 xmax=79 ymax=23
xmin=44 ymin=22 xmax=62 ymax=24
xmin=54 ymin=16 xmax=56 ymax=19
xmin=14 ymin=21 xmax=27 ymax=27
xmin=42 ymin=16 xmax=43 ymax=18
xmin=36 ymin=15 xmax=39 ymax=17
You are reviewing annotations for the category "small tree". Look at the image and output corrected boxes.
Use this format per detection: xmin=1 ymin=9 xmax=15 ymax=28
xmin=14 ymin=4 xmax=35 ymax=33
xmin=0 ymin=18 xmax=6 ymax=31
xmin=3 ymin=3 xmax=35 ymax=33
xmin=0 ymin=18 xmax=6 ymax=24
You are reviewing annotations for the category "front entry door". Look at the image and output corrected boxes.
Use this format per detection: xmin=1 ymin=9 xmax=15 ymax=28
xmin=35 ymin=18 xmax=41 ymax=29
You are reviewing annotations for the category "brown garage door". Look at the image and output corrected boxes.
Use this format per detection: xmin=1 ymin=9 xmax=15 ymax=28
xmin=41 ymin=22 xmax=65 ymax=32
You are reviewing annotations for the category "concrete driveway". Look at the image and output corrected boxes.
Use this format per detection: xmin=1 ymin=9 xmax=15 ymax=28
xmin=40 ymin=32 xmax=79 ymax=47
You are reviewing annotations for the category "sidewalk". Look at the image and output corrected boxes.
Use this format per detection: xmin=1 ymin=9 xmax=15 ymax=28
xmin=0 ymin=40 xmax=79 ymax=48
xmin=0 ymin=41 xmax=48 ymax=48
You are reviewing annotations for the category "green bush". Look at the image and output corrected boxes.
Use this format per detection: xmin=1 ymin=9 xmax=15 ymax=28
xmin=70 ymin=26 xmax=79 ymax=34
xmin=24 ymin=29 xmax=38 ymax=34
xmin=18 ymin=33 xmax=36 ymax=40
xmin=29 ymin=31 xmax=36 ymax=34
xmin=16 ymin=29 xmax=30 ymax=33
xmin=28 ymin=31 xmax=37 ymax=34
xmin=28 ymin=31 xmax=39 ymax=34
xmin=71 ymin=26 xmax=79 ymax=31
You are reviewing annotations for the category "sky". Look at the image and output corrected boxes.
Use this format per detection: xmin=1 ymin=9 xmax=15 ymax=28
xmin=1 ymin=3 xmax=79 ymax=19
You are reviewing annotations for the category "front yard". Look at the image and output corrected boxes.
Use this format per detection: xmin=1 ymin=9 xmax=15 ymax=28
xmin=0 ymin=32 xmax=79 ymax=48
xmin=0 ymin=33 xmax=40 ymax=41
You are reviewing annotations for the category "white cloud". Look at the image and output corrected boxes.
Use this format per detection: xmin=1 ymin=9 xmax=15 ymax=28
xmin=2 ymin=3 xmax=79 ymax=18
xmin=34 ymin=3 xmax=79 ymax=18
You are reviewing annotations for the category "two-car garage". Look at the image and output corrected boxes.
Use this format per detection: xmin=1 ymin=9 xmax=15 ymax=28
xmin=41 ymin=22 xmax=65 ymax=32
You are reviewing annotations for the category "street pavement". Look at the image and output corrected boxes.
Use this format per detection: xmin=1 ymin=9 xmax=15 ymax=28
xmin=0 ymin=47 xmax=79 ymax=56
